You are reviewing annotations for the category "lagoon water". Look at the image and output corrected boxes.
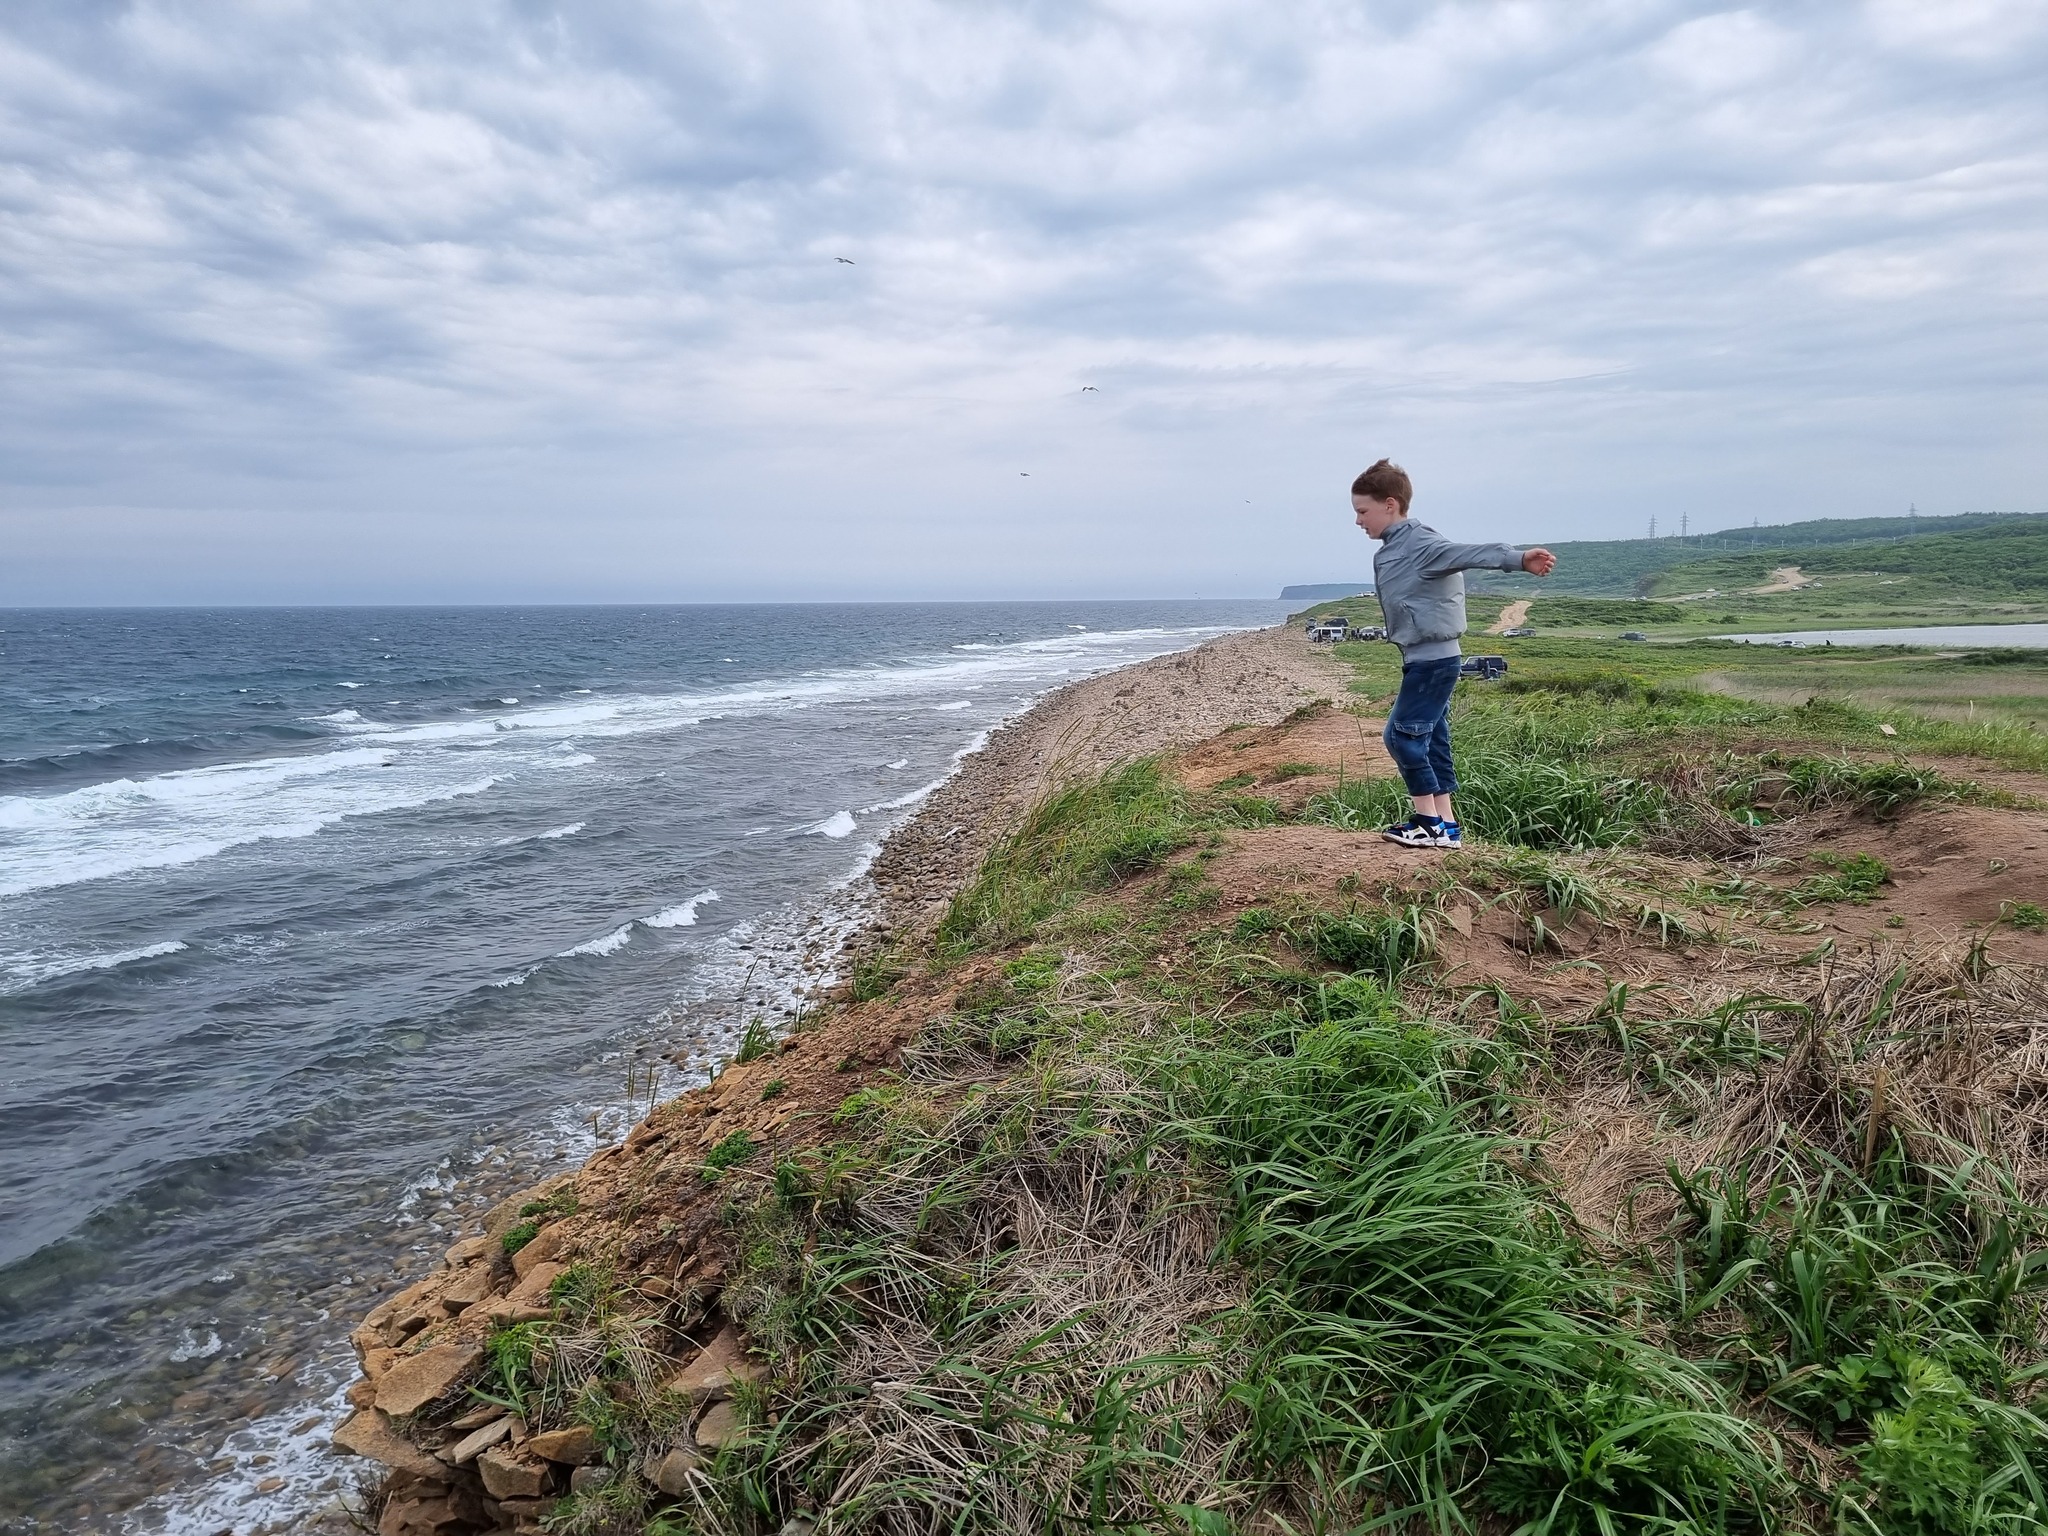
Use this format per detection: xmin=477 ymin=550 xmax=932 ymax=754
xmin=0 ymin=601 xmax=1290 ymax=1534
xmin=1716 ymin=623 xmax=2048 ymax=649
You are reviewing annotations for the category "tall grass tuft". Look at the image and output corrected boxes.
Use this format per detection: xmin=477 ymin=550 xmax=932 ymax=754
xmin=1151 ymin=983 xmax=1783 ymax=1533
xmin=937 ymin=759 xmax=1191 ymax=956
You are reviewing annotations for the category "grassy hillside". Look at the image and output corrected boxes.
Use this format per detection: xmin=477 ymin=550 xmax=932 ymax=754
xmin=1643 ymin=516 xmax=2048 ymax=598
xmin=1478 ymin=510 xmax=2037 ymax=598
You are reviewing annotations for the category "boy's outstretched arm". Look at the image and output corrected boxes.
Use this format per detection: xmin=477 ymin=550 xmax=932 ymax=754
xmin=1412 ymin=527 xmax=1556 ymax=578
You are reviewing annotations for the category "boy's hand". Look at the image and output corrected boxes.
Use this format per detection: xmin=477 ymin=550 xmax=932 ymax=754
xmin=1522 ymin=547 xmax=1557 ymax=577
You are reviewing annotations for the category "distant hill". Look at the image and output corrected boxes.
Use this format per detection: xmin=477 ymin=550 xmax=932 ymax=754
xmin=1280 ymin=582 xmax=1374 ymax=599
xmin=1642 ymin=515 xmax=2048 ymax=598
xmin=1473 ymin=510 xmax=2035 ymax=597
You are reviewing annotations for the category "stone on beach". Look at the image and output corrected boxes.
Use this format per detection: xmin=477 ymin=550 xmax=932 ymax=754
xmin=476 ymin=1444 xmax=550 ymax=1499
xmin=373 ymin=1343 xmax=483 ymax=1417
xmin=527 ymin=1423 xmax=599 ymax=1463
xmin=666 ymin=1326 xmax=759 ymax=1403
xmin=443 ymin=1415 xmax=512 ymax=1465
xmin=693 ymin=1399 xmax=742 ymax=1449
xmin=650 ymin=1446 xmax=700 ymax=1495
xmin=332 ymin=1408 xmax=445 ymax=1480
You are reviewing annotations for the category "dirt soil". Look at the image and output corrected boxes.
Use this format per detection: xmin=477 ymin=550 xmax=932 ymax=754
xmin=1485 ymin=599 xmax=1531 ymax=634
xmin=1751 ymin=564 xmax=1812 ymax=594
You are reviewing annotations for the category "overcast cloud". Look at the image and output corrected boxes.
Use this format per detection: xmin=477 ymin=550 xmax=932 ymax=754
xmin=2 ymin=1 xmax=2044 ymax=602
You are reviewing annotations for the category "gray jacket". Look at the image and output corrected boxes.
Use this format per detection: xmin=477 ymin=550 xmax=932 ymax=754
xmin=1371 ymin=518 xmax=1526 ymax=662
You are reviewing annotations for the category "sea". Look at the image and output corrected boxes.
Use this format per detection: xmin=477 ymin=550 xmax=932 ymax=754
xmin=0 ymin=601 xmax=1292 ymax=1535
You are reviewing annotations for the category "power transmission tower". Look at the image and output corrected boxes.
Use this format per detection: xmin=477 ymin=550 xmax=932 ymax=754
xmin=1648 ymin=515 xmax=1657 ymax=540
xmin=1680 ymin=512 xmax=1689 ymax=543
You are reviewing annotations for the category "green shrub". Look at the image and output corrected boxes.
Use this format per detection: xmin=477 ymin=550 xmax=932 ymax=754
xmin=501 ymin=1220 xmax=542 ymax=1257
xmin=1789 ymin=851 xmax=1891 ymax=906
xmin=2001 ymin=901 xmax=2046 ymax=933
xmin=702 ymin=1130 xmax=756 ymax=1181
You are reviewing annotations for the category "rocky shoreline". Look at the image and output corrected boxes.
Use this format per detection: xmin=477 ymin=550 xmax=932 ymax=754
xmin=323 ymin=624 xmax=1341 ymax=1536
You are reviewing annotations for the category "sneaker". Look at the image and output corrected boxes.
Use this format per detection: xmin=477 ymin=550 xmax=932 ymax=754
xmin=1381 ymin=816 xmax=1443 ymax=848
xmin=1434 ymin=820 xmax=1462 ymax=849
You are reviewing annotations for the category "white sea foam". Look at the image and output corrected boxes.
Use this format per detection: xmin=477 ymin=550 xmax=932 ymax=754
xmin=884 ymin=758 xmax=909 ymax=770
xmin=953 ymin=729 xmax=993 ymax=761
xmin=863 ymin=778 xmax=947 ymax=813
xmin=167 ymin=1327 xmax=222 ymax=1362
xmin=644 ymin=889 xmax=720 ymax=928
xmin=0 ymin=758 xmax=500 ymax=897
xmin=807 ymin=811 xmax=858 ymax=838
xmin=4 ymin=939 xmax=188 ymax=987
xmin=561 ymin=924 xmax=634 ymax=958
xmin=315 ymin=709 xmax=362 ymax=723
xmin=4 ymin=622 xmax=1245 ymax=898
xmin=145 ymin=1358 xmax=357 ymax=1536
xmin=551 ymin=752 xmax=597 ymax=768
xmin=337 ymin=681 xmax=364 ymax=689
xmin=539 ymin=822 xmax=584 ymax=839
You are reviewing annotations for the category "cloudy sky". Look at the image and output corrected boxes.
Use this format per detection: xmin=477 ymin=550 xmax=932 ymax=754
xmin=2 ymin=1 xmax=2043 ymax=603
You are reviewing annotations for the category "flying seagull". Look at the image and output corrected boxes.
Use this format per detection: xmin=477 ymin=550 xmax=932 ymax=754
xmin=1020 ymin=472 xmax=1030 ymax=476
xmin=836 ymin=256 xmax=855 ymax=264
xmin=1081 ymin=385 xmax=1097 ymax=392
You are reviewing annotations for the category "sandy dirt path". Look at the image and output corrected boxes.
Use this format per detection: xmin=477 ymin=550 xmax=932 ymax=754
xmin=1485 ymin=599 xmax=1531 ymax=634
xmin=1751 ymin=565 xmax=1810 ymax=594
xmin=867 ymin=625 xmax=1345 ymax=934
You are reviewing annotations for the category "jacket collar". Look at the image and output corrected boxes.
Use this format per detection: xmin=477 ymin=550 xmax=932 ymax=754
xmin=1379 ymin=518 xmax=1416 ymax=546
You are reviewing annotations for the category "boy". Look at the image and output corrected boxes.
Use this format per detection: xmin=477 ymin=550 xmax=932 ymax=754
xmin=1351 ymin=459 xmax=1556 ymax=848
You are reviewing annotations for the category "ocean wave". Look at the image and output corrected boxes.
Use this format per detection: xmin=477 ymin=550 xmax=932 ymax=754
xmin=4 ymin=939 xmax=188 ymax=987
xmin=560 ymin=924 xmax=634 ymax=958
xmin=538 ymin=822 xmax=584 ymax=839
xmin=806 ymin=811 xmax=858 ymax=839
xmin=863 ymin=778 xmax=947 ymax=813
xmin=315 ymin=709 xmax=362 ymax=724
xmin=0 ymin=761 xmax=500 ymax=897
xmin=934 ymin=700 xmax=972 ymax=711
xmin=644 ymin=889 xmax=721 ymax=928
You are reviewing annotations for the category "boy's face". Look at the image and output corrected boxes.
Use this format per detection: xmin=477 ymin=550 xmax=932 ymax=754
xmin=1352 ymin=493 xmax=1405 ymax=539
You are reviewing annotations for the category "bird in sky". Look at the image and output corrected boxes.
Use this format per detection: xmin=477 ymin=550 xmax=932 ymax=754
xmin=1020 ymin=472 xmax=1030 ymax=476
xmin=836 ymin=256 xmax=855 ymax=264
xmin=1080 ymin=385 xmax=1097 ymax=392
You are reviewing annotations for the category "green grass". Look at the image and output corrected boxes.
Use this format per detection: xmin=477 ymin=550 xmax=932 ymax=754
xmin=937 ymin=758 xmax=1192 ymax=956
xmin=1333 ymin=636 xmax=2048 ymax=776
xmin=1665 ymin=1152 xmax=2048 ymax=1533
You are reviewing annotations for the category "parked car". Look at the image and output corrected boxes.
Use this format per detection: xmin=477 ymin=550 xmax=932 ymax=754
xmin=1620 ymin=630 xmax=1648 ymax=641
xmin=1348 ymin=624 xmax=1387 ymax=641
xmin=1459 ymin=655 xmax=1508 ymax=681
xmin=1501 ymin=625 xmax=1536 ymax=638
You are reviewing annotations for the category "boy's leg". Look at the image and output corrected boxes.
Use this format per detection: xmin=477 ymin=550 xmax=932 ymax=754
xmin=1382 ymin=658 xmax=1461 ymax=812
xmin=1426 ymin=707 xmax=1457 ymax=823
